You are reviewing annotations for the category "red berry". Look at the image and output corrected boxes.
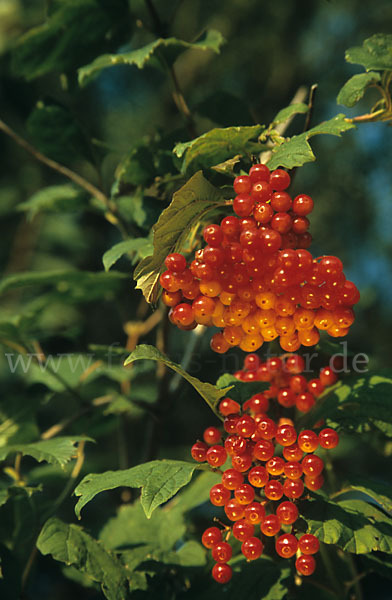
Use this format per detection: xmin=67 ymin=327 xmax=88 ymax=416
xmin=221 ymin=215 xmax=241 ymax=238
xmin=296 ymin=392 xmax=316 ymax=413
xmin=308 ymin=378 xmax=325 ymax=397
xmin=283 ymin=478 xmax=304 ymax=499
xmin=241 ymin=536 xmax=264 ymax=560
xmin=275 ymin=533 xmax=298 ymax=558
xmin=191 ymin=441 xmax=208 ymax=462
xmin=203 ymin=224 xmax=223 ymax=247
xmin=222 ymin=468 xmax=244 ymax=490
xmin=319 ymin=367 xmax=338 ymax=387
xmin=292 ymin=216 xmax=310 ymax=234
xmin=165 ymin=252 xmax=187 ymax=273
xmin=225 ymin=435 xmax=248 ymax=456
xmin=270 ymin=169 xmax=291 ymax=191
xmin=290 ymin=375 xmax=308 ymax=394
xmin=206 ymin=445 xmax=227 ymax=467
xmin=296 ymin=554 xmax=316 ymax=576
xmin=247 ymin=393 xmax=269 ymax=414
xmin=266 ymin=456 xmax=285 ymax=476
xmin=220 ymin=398 xmax=241 ymax=417
xmin=235 ymin=483 xmax=255 ymax=505
xmin=283 ymin=461 xmax=303 ymax=480
xmin=275 ymin=424 xmax=297 ymax=447
xmin=223 ymin=415 xmax=240 ymax=434
xmin=224 ymin=498 xmax=245 ymax=521
xmin=304 ymin=474 xmax=324 ymax=491
xmin=283 ymin=443 xmax=303 ymax=462
xmin=203 ymin=426 xmax=221 ymax=445
xmin=231 ymin=451 xmax=253 ymax=472
xmin=264 ymin=480 xmax=284 ymax=501
xmin=249 ymin=163 xmax=270 ymax=183
xmin=298 ymin=430 xmax=319 ymax=453
xmin=248 ymin=465 xmax=269 ymax=487
xmin=234 ymin=194 xmax=254 ymax=217
xmin=253 ymin=439 xmax=275 ymax=461
xmin=276 ymin=501 xmax=298 ymax=525
xmin=210 ymin=484 xmax=231 ymax=506
xmin=318 ymin=428 xmax=339 ymax=449
xmin=244 ymin=502 xmax=266 ymax=524
xmin=202 ymin=526 xmax=222 ymax=548
xmin=292 ymin=194 xmax=314 ymax=216
xmin=160 ymin=270 xmax=181 ymax=292
xmin=271 ymin=191 xmax=292 ymax=212
xmin=298 ymin=534 xmax=320 ymax=555
xmin=212 ymin=563 xmax=232 ymax=584
xmin=302 ymin=455 xmax=324 ymax=477
xmin=260 ymin=514 xmax=281 ymax=536
xmin=236 ymin=415 xmax=256 ymax=438
xmin=212 ymin=541 xmax=232 ymax=563
xmin=257 ymin=416 xmax=277 ymax=440
xmin=277 ymin=388 xmax=296 ymax=408
xmin=233 ymin=519 xmax=254 ymax=541
xmin=271 ymin=212 xmax=292 ymax=234
xmin=234 ymin=175 xmax=252 ymax=195
xmin=284 ymin=354 xmax=305 ymax=374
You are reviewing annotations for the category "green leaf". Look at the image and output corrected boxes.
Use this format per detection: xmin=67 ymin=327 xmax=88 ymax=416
xmin=0 ymin=437 xmax=92 ymax=467
xmin=216 ymin=373 xmax=268 ymax=405
xmin=176 ymin=541 xmax=206 ymax=567
xmin=299 ymin=370 xmax=392 ymax=435
xmin=114 ymin=145 xmax=156 ymax=187
xmin=79 ymin=29 xmax=225 ymax=86
xmin=272 ymin=102 xmax=309 ymax=125
xmin=360 ymin=552 xmax=392 ymax=580
xmin=133 ymin=172 xmax=225 ymax=303
xmin=301 ymin=495 xmax=392 ymax=553
xmin=333 ymin=477 xmax=392 ymax=514
xmin=195 ymin=91 xmax=254 ymax=127
xmin=11 ymin=0 xmax=129 ymax=80
xmin=173 ymin=125 xmax=264 ymax=175
xmin=124 ymin=344 xmax=233 ymax=416
xmin=337 ymin=72 xmax=382 ymax=107
xmin=266 ymin=114 xmax=355 ymax=170
xmin=74 ymin=459 xmax=201 ymax=519
xmin=36 ymin=517 xmax=129 ymax=600
xmin=18 ymin=185 xmax=87 ymax=220
xmin=26 ymin=103 xmax=91 ymax=165
xmin=102 ymin=238 xmax=153 ymax=272
xmin=0 ymin=395 xmax=39 ymax=447
xmin=172 ymin=470 xmax=221 ymax=513
xmin=345 ymin=34 xmax=392 ymax=71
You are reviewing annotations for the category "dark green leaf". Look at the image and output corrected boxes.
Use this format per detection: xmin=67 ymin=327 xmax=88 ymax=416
xmin=337 ymin=72 xmax=382 ymax=107
xmin=37 ymin=517 xmax=129 ymax=600
xmin=216 ymin=374 xmax=268 ymax=404
xmin=124 ymin=345 xmax=233 ymax=416
xmin=345 ymin=34 xmax=392 ymax=71
xmin=133 ymin=172 xmax=225 ymax=303
xmin=102 ymin=239 xmax=153 ymax=271
xmin=79 ymin=29 xmax=225 ymax=86
xmin=173 ymin=125 xmax=264 ymax=175
xmin=18 ymin=185 xmax=87 ymax=220
xmin=267 ymin=114 xmax=355 ymax=170
xmin=360 ymin=552 xmax=392 ymax=580
xmin=75 ymin=459 xmax=201 ymax=519
xmin=0 ymin=437 xmax=92 ymax=467
xmin=299 ymin=370 xmax=392 ymax=435
xmin=333 ymin=477 xmax=392 ymax=514
xmin=272 ymin=102 xmax=309 ymax=125
xmin=11 ymin=0 xmax=129 ymax=80
xmin=172 ymin=470 xmax=221 ymax=513
xmin=301 ymin=495 xmax=392 ymax=553
xmin=114 ymin=145 xmax=156 ymax=187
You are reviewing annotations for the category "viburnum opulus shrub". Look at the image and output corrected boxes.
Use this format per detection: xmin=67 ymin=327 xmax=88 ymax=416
xmin=1 ymin=2 xmax=392 ymax=597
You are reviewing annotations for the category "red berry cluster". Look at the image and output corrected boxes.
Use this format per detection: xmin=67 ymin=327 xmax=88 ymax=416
xmin=234 ymin=353 xmax=338 ymax=413
xmin=159 ymin=163 xmax=360 ymax=353
xmin=191 ymin=408 xmax=339 ymax=583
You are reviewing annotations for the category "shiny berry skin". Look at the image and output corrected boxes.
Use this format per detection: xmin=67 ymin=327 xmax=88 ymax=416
xmin=231 ymin=452 xmax=253 ymax=472
xmin=266 ymin=456 xmax=285 ymax=476
xmin=224 ymin=416 xmax=240 ymax=435
xmin=298 ymin=430 xmax=319 ymax=453
xmin=283 ymin=443 xmax=303 ymax=462
xmin=234 ymin=175 xmax=252 ymax=195
xmin=203 ymin=426 xmax=221 ymax=445
xmin=191 ymin=441 xmax=208 ymax=462
xmin=264 ymin=480 xmax=284 ymax=501
xmin=242 ymin=536 xmax=264 ymax=560
xmin=298 ymin=534 xmax=320 ymax=555
xmin=210 ymin=484 xmax=231 ymax=506
xmin=248 ymin=393 xmax=269 ymax=414
xmin=234 ymin=194 xmax=254 ymax=217
xmin=308 ymin=378 xmax=325 ymax=397
xmin=290 ymin=375 xmax=308 ymax=394
xmin=236 ymin=415 xmax=256 ymax=438
xmin=203 ymin=224 xmax=223 ymax=247
xmin=165 ymin=252 xmax=187 ymax=272
xmin=270 ymin=169 xmax=291 ymax=191
xmin=275 ymin=533 xmax=298 ymax=558
xmin=235 ymin=483 xmax=255 ymax=505
xmin=275 ymin=424 xmax=297 ymax=447
xmin=225 ymin=435 xmax=248 ymax=456
xmin=224 ymin=499 xmax=245 ymax=521
xmin=249 ymin=163 xmax=270 ymax=183
xmin=222 ymin=468 xmax=244 ymax=490
xmin=160 ymin=270 xmax=181 ymax=292
xmin=318 ymin=428 xmax=339 ymax=449
xmin=302 ymin=455 xmax=324 ymax=477
xmin=257 ymin=416 xmax=277 ymax=440
xmin=220 ymin=398 xmax=241 ymax=417
xmin=162 ymin=290 xmax=182 ymax=307
xmin=221 ymin=215 xmax=240 ymax=237
xmin=284 ymin=354 xmax=305 ymax=374
xmin=212 ymin=563 xmax=232 ymax=584
xmin=253 ymin=201 xmax=273 ymax=223
xmin=244 ymin=502 xmax=266 ymax=524
xmin=283 ymin=461 xmax=303 ymax=480
xmin=233 ymin=520 xmax=254 ymax=541
xmin=292 ymin=194 xmax=314 ymax=216
xmin=319 ymin=366 xmax=338 ymax=387
xmin=276 ymin=501 xmax=299 ymax=525
xmin=206 ymin=445 xmax=227 ymax=467
xmin=212 ymin=541 xmax=232 ymax=563
xmin=283 ymin=478 xmax=304 ymax=499
xmin=296 ymin=554 xmax=316 ymax=576
xmin=260 ymin=514 xmax=281 ymax=536
xmin=296 ymin=392 xmax=316 ymax=413
xmin=202 ymin=526 xmax=222 ymax=548
xmin=304 ymin=474 xmax=324 ymax=491
xmin=248 ymin=465 xmax=269 ymax=487
xmin=277 ymin=388 xmax=296 ymax=408
xmin=271 ymin=191 xmax=292 ymax=212
xmin=253 ymin=439 xmax=275 ymax=461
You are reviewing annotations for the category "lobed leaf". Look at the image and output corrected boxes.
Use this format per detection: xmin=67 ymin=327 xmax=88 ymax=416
xmin=0 ymin=437 xmax=92 ymax=467
xmin=173 ymin=125 xmax=265 ymax=175
xmin=266 ymin=114 xmax=355 ymax=170
xmin=37 ymin=518 xmax=129 ymax=600
xmin=337 ymin=72 xmax=381 ymax=107
xmin=333 ymin=477 xmax=392 ymax=514
xmin=75 ymin=459 xmax=202 ymax=519
xmin=345 ymin=33 xmax=392 ymax=72
xmin=271 ymin=102 xmax=309 ymax=125
xmin=79 ymin=29 xmax=225 ymax=86
xmin=124 ymin=344 xmax=233 ymax=416
xmin=133 ymin=172 xmax=226 ymax=303
xmin=102 ymin=238 xmax=153 ymax=272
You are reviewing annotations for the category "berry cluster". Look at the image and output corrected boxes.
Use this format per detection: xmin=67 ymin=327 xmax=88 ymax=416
xmin=234 ymin=353 xmax=338 ymax=413
xmin=191 ymin=406 xmax=339 ymax=583
xmin=159 ymin=164 xmax=360 ymax=353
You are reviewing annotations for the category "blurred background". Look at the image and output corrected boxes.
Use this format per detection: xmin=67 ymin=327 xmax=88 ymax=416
xmin=0 ymin=1 xmax=392 ymax=598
